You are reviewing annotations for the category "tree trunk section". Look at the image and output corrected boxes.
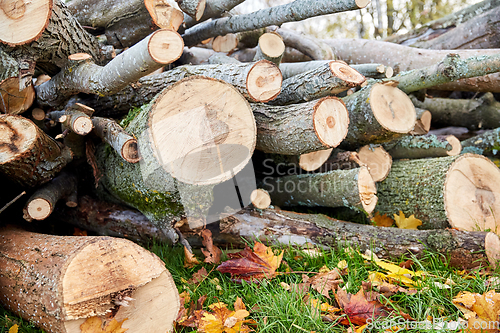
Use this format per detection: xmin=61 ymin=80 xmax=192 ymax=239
xmin=253 ymin=32 xmax=285 ymax=66
xmin=261 ymin=166 xmax=377 ymax=214
xmin=92 ymin=117 xmax=139 ymax=163
xmin=181 ymin=0 xmax=245 ymax=30
xmin=252 ymin=97 xmax=349 ymax=155
xmin=176 ymin=0 xmax=206 ymax=21
xmin=384 ymin=135 xmax=462 ymax=159
xmin=0 ymin=228 xmax=179 ymax=333
xmin=0 ymin=77 xmax=35 ymax=115
xmin=279 ymin=61 xmax=387 ymax=80
xmin=376 ymin=154 xmax=500 ymax=232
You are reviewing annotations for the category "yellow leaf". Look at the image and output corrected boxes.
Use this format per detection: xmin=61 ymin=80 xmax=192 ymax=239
xmin=319 ymin=265 xmax=330 ymax=273
xmin=453 ymin=290 xmax=500 ymax=332
xmin=8 ymin=324 xmax=18 ymax=333
xmin=393 ymin=211 xmax=422 ymax=229
xmin=337 ymin=260 xmax=348 ymax=270
xmin=372 ymin=212 xmax=394 ymax=227
xmin=80 ymin=317 xmax=128 ymax=333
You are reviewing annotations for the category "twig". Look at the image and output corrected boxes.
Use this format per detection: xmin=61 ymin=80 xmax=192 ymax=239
xmin=0 ymin=191 xmax=26 ymax=215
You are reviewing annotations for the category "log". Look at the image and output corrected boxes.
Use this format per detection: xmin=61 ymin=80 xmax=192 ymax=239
xmin=357 ymin=145 xmax=392 ymax=182
xmin=176 ymin=0 xmax=206 ymax=21
xmin=384 ymin=135 xmax=462 ymax=159
xmin=208 ymin=53 xmax=242 ymax=65
xmin=97 ymin=76 xmax=256 ymax=240
xmin=412 ymin=93 xmax=500 ymax=131
xmin=261 ymin=166 xmax=378 ymax=214
xmin=279 ymin=61 xmax=388 ymax=80
xmin=181 ymin=0 xmax=370 ymax=46
xmin=339 ymin=81 xmax=416 ymax=150
xmin=0 ymin=50 xmax=19 ymax=81
xmin=253 ymin=32 xmax=285 ymax=66
xmin=252 ymin=97 xmax=349 ymax=155
xmin=36 ymin=29 xmax=184 ymax=109
xmin=23 ymin=171 xmax=77 ymax=221
xmin=231 ymin=46 xmax=312 ymax=63
xmin=274 ymin=27 xmax=335 ymax=61
xmin=409 ymin=108 xmax=432 ymax=136
xmin=461 ymin=128 xmax=500 ymax=156
xmin=48 ymin=110 xmax=93 ymax=136
xmin=268 ymin=61 xmax=365 ymax=105
xmin=324 ymin=39 xmax=500 ymax=92
xmin=177 ymin=46 xmax=216 ymax=65
xmin=212 ymin=33 xmax=238 ymax=53
xmin=250 ymin=188 xmax=271 ymax=210
xmin=92 ymin=117 xmax=140 ymax=163
xmin=0 ymin=114 xmax=73 ymax=187
xmin=0 ymin=77 xmax=35 ymax=115
xmin=182 ymin=0 xmax=245 ymax=30
xmin=214 ymin=208 xmax=500 ymax=269
xmin=81 ymin=60 xmax=282 ymax=115
xmin=299 ymin=148 xmax=334 ymax=172
xmin=376 ymin=154 xmax=500 ymax=231
xmin=0 ymin=228 xmax=179 ymax=333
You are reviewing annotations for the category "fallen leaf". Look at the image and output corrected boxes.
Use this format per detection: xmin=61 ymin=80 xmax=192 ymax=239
xmin=73 ymin=227 xmax=88 ymax=236
xmin=184 ymin=246 xmax=201 ymax=268
xmin=198 ymin=301 xmax=255 ymax=333
xmin=372 ymin=212 xmax=394 ymax=227
xmin=399 ymin=259 xmax=414 ymax=269
xmin=80 ymin=317 xmax=128 ymax=333
xmin=187 ymin=267 xmax=209 ymax=284
xmin=8 ymin=324 xmax=18 ymax=333
xmin=200 ymin=229 xmax=222 ymax=264
xmin=393 ymin=211 xmax=422 ymax=229
xmin=335 ymin=288 xmax=390 ymax=326
xmin=453 ymin=290 xmax=500 ymax=332
xmin=309 ymin=268 xmax=343 ymax=299
xmin=366 ymin=258 xmax=424 ymax=287
xmin=338 ymin=260 xmax=348 ymax=270
xmin=216 ymin=242 xmax=283 ymax=281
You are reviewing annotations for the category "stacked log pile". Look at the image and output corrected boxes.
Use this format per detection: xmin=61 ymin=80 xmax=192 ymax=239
xmin=1 ymin=0 xmax=500 ymax=331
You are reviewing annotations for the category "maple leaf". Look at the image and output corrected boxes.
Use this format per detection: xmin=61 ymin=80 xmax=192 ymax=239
xmin=335 ymin=288 xmax=390 ymax=326
xmin=188 ymin=267 xmax=209 ymax=284
xmin=80 ymin=317 xmax=128 ymax=333
xmin=184 ymin=246 xmax=201 ymax=268
xmin=309 ymin=268 xmax=343 ymax=299
xmin=372 ymin=212 xmax=394 ymax=227
xmin=198 ymin=301 xmax=255 ymax=333
xmin=200 ymin=229 xmax=222 ymax=264
xmin=453 ymin=290 xmax=500 ymax=333
xmin=393 ymin=211 xmax=422 ymax=229
xmin=216 ymin=242 xmax=283 ymax=281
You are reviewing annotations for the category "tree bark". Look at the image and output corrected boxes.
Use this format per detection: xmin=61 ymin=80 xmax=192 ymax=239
xmin=383 ymin=135 xmax=462 ymax=159
xmin=181 ymin=0 xmax=245 ymax=30
xmin=261 ymin=166 xmax=377 ymax=213
xmin=252 ymin=97 xmax=349 ymax=155
xmin=23 ymin=171 xmax=77 ymax=221
xmin=36 ymin=29 xmax=184 ymax=109
xmin=212 ymin=208 xmax=500 ymax=269
xmin=279 ymin=61 xmax=387 ymax=80
xmin=92 ymin=117 xmax=140 ymax=163
xmin=324 ymin=38 xmax=500 ymax=92
xmin=339 ymin=81 xmax=416 ymax=150
xmin=181 ymin=0 xmax=370 ymax=46
xmin=268 ymin=61 xmax=365 ymax=105
xmin=412 ymin=93 xmax=500 ymax=131
xmin=461 ymin=128 xmax=500 ymax=156
xmin=0 ymin=227 xmax=179 ymax=333
xmin=48 ymin=110 xmax=93 ymax=136
xmin=0 ymin=50 xmax=20 ymax=81
xmin=376 ymin=154 xmax=500 ymax=232
xmin=176 ymin=0 xmax=206 ymax=20
xmin=0 ymin=114 xmax=73 ymax=187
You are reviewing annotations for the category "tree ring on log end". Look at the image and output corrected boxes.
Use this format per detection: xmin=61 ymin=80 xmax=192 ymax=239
xmin=251 ymin=189 xmax=271 ymax=209
xmin=370 ymin=82 xmax=416 ymax=134
xmin=329 ymin=61 xmax=365 ymax=85
xmin=27 ymin=198 xmax=51 ymax=220
xmin=357 ymin=145 xmax=392 ymax=182
xmin=485 ymin=232 xmax=500 ymax=269
xmin=246 ymin=60 xmax=282 ymax=102
xmin=72 ymin=116 xmax=93 ymax=135
xmin=358 ymin=166 xmax=377 ymax=213
xmin=121 ymin=139 xmax=140 ymax=163
xmin=0 ymin=0 xmax=52 ymax=46
xmin=149 ymin=76 xmax=256 ymax=185
xmin=0 ymin=77 xmax=35 ymax=114
xmin=445 ymin=135 xmax=461 ymax=156
xmin=148 ymin=29 xmax=184 ymax=64
xmin=259 ymin=32 xmax=285 ymax=59
xmin=313 ymin=97 xmax=349 ymax=148
xmin=299 ymin=148 xmax=333 ymax=172
xmin=444 ymin=154 xmax=500 ymax=233
xmin=0 ymin=115 xmax=37 ymax=164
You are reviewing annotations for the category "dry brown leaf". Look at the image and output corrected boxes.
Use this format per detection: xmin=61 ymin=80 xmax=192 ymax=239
xmin=453 ymin=290 xmax=500 ymax=333
xmin=200 ymin=229 xmax=222 ymax=264
xmin=335 ymin=288 xmax=391 ymax=326
xmin=80 ymin=317 xmax=128 ymax=333
xmin=372 ymin=212 xmax=394 ymax=227
xmin=216 ymin=242 xmax=283 ymax=281
xmin=188 ymin=267 xmax=209 ymax=284
xmin=73 ymin=227 xmax=88 ymax=236
xmin=393 ymin=211 xmax=422 ymax=229
xmin=184 ymin=246 xmax=201 ymax=268
xmin=309 ymin=268 xmax=343 ymax=299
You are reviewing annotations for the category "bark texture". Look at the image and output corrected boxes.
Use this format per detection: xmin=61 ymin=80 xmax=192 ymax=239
xmin=383 ymin=135 xmax=461 ymax=159
xmin=461 ymin=128 xmax=500 ymax=156
xmin=92 ymin=117 xmax=139 ymax=163
xmin=182 ymin=0 xmax=245 ymax=30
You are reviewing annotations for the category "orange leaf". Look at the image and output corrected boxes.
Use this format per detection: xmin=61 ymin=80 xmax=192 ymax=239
xmin=184 ymin=246 xmax=201 ymax=268
xmin=198 ymin=302 xmax=254 ymax=333
xmin=80 ymin=317 xmax=128 ymax=333
xmin=8 ymin=324 xmax=18 ymax=333
xmin=216 ymin=242 xmax=283 ymax=281
xmin=200 ymin=229 xmax=222 ymax=264
xmin=372 ymin=212 xmax=394 ymax=227
xmin=335 ymin=288 xmax=390 ymax=326
xmin=453 ymin=290 xmax=500 ymax=333
xmin=73 ymin=227 xmax=88 ymax=236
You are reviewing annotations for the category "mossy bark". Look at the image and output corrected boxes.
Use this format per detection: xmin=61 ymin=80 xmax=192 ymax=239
xmin=383 ymin=135 xmax=453 ymax=159
xmin=462 ymin=128 xmax=500 ymax=156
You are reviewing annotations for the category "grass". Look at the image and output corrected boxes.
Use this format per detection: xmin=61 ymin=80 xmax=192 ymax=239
xmin=1 ymin=241 xmax=499 ymax=333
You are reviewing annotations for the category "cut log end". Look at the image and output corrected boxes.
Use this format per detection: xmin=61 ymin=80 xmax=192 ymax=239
xmin=445 ymin=135 xmax=461 ymax=156
xmin=258 ymin=32 xmax=285 ymax=59
xmin=370 ymin=82 xmax=416 ymax=134
xmin=485 ymin=232 xmax=500 ymax=269
xmin=34 ymin=74 xmax=51 ymax=86
xmin=410 ymin=109 xmax=432 ymax=135
xmin=148 ymin=29 xmax=184 ymax=65
xmin=355 ymin=0 xmax=370 ymax=8
xmin=444 ymin=154 xmax=500 ymax=233
xmin=385 ymin=66 xmax=394 ymax=78
xmin=358 ymin=166 xmax=378 ymax=213
xmin=68 ymin=53 xmax=92 ymax=61
xmin=299 ymin=148 xmax=333 ymax=172
xmin=212 ymin=34 xmax=238 ymax=53
xmin=149 ymin=76 xmax=256 ymax=185
xmin=73 ymin=116 xmax=93 ymax=136
xmin=357 ymin=145 xmax=392 ymax=182
xmin=0 ymin=0 xmax=52 ymax=45
xmin=313 ymin=97 xmax=349 ymax=148
xmin=32 ymin=108 xmax=46 ymax=121
xmin=329 ymin=61 xmax=365 ymax=85
xmin=0 ymin=115 xmax=37 ymax=164
xmin=121 ymin=139 xmax=140 ymax=163
xmin=26 ymin=198 xmax=52 ymax=220
xmin=250 ymin=189 xmax=271 ymax=209
xmin=195 ymin=0 xmax=206 ymax=21
xmin=247 ymin=60 xmax=283 ymax=102
xmin=145 ymin=0 xmax=184 ymax=31
xmin=0 ymin=77 xmax=35 ymax=115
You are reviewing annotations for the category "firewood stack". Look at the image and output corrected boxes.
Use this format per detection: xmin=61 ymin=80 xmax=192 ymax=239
xmin=1 ymin=0 xmax=500 ymax=331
